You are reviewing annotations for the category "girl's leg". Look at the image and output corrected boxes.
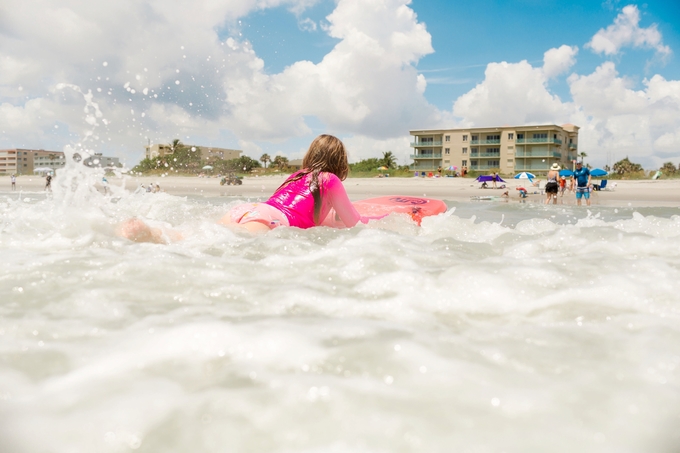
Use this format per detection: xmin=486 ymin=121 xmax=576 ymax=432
xmin=117 ymin=218 xmax=183 ymax=243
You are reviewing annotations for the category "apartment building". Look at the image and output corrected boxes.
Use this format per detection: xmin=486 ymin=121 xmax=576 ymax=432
xmin=83 ymin=153 xmax=122 ymax=168
xmin=0 ymin=149 xmax=66 ymax=175
xmin=409 ymin=124 xmax=579 ymax=175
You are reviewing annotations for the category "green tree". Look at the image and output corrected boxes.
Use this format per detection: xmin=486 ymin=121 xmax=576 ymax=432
xmin=579 ymin=152 xmax=588 ymax=163
xmin=349 ymin=158 xmax=382 ymax=172
xmin=381 ymin=151 xmax=397 ymax=169
xmin=272 ymin=155 xmax=289 ymax=169
xmin=260 ymin=153 xmax=271 ymax=169
xmin=612 ymin=157 xmax=643 ymax=175
xmin=660 ymin=162 xmax=678 ymax=175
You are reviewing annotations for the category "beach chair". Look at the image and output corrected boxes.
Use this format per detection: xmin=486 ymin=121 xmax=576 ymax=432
xmin=593 ymin=180 xmax=608 ymax=191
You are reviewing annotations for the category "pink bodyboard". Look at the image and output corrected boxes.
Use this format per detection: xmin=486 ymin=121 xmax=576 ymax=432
xmin=322 ymin=195 xmax=447 ymax=227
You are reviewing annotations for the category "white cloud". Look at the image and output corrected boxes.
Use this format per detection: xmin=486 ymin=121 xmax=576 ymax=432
xmin=448 ymin=56 xmax=680 ymax=168
xmin=568 ymin=63 xmax=680 ymax=166
xmin=586 ymin=5 xmax=671 ymax=57
xmin=452 ymin=60 xmax=575 ymax=127
xmin=0 ymin=0 xmax=439 ymax=164
xmin=543 ymin=45 xmax=578 ymax=79
xmin=298 ymin=18 xmax=317 ymax=32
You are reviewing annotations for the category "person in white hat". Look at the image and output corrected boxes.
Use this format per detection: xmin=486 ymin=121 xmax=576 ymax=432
xmin=545 ymin=163 xmax=561 ymax=204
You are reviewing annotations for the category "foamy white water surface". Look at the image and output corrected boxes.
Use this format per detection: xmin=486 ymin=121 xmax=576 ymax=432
xmin=1 ymin=167 xmax=680 ymax=452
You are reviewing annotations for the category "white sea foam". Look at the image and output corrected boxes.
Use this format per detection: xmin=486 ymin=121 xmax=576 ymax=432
xmin=1 ymin=166 xmax=679 ymax=452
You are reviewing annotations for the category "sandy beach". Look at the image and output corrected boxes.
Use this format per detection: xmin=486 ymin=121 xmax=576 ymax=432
xmin=4 ymin=174 xmax=678 ymax=207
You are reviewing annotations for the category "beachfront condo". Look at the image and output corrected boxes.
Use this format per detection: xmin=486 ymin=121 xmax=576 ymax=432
xmin=409 ymin=124 xmax=579 ymax=175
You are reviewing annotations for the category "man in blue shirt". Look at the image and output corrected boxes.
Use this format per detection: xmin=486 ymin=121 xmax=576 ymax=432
xmin=572 ymin=161 xmax=591 ymax=206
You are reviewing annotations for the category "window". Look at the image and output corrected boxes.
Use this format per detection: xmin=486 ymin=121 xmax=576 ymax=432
xmin=517 ymin=133 xmax=524 ymax=139
xmin=487 ymin=148 xmax=500 ymax=155
xmin=508 ymin=133 xmax=514 ymax=140
xmin=462 ymin=147 xmax=467 ymax=154
xmin=507 ymin=159 xmax=514 ymax=163
xmin=569 ymin=138 xmax=573 ymax=144
xmin=507 ymin=146 xmax=514 ymax=150
xmin=486 ymin=135 xmax=500 ymax=141
xmin=471 ymin=135 xmax=478 ymax=141
xmin=462 ymin=160 xmax=467 ymax=167
xmin=488 ymin=160 xmax=499 ymax=167
xmin=554 ymin=134 xmax=557 ymax=139
xmin=445 ymin=135 xmax=450 ymax=142
xmin=445 ymin=148 xmax=450 ymax=154
xmin=533 ymin=133 xmax=547 ymax=139
xmin=462 ymin=135 xmax=468 ymax=141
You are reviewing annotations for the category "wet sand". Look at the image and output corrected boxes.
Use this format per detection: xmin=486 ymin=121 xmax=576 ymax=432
xmin=3 ymin=174 xmax=679 ymax=207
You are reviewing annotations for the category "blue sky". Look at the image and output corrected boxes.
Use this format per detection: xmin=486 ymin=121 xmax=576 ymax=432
xmin=1 ymin=0 xmax=679 ymax=168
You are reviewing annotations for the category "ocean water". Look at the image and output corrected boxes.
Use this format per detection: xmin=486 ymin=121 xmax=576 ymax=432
xmin=1 ymin=168 xmax=680 ymax=453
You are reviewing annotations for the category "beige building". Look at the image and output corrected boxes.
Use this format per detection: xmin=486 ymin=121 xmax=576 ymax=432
xmin=0 ymin=149 xmax=66 ymax=175
xmin=145 ymin=144 xmax=242 ymax=161
xmin=410 ymin=124 xmax=579 ymax=175
xmin=83 ymin=153 xmax=122 ymax=168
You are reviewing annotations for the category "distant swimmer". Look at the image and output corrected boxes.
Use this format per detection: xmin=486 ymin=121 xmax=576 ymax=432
xmin=118 ymin=134 xmax=387 ymax=243
xmin=11 ymin=174 xmax=16 ymax=191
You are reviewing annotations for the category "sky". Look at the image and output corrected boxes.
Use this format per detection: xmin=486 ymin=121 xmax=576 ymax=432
xmin=1 ymin=0 xmax=679 ymax=169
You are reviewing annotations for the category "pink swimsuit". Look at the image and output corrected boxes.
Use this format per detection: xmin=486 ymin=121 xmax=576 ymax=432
xmin=230 ymin=171 xmax=375 ymax=229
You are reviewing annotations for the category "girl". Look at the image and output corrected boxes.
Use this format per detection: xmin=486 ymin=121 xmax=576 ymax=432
xmin=119 ymin=135 xmax=383 ymax=242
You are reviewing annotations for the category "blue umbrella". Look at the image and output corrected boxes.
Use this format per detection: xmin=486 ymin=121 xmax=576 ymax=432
xmin=559 ymin=169 xmax=573 ymax=177
xmin=514 ymin=172 xmax=535 ymax=180
xmin=590 ymin=168 xmax=608 ymax=177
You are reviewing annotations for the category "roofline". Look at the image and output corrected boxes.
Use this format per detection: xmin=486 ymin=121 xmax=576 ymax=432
xmin=410 ymin=124 xmax=579 ymax=134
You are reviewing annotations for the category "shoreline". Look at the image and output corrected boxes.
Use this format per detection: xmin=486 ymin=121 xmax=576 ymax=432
xmin=2 ymin=174 xmax=679 ymax=207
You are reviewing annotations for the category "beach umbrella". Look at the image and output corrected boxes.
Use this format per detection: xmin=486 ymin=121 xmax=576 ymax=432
xmin=559 ymin=169 xmax=573 ymax=177
xmin=514 ymin=172 xmax=535 ymax=180
xmin=377 ymin=166 xmax=388 ymax=171
xmin=447 ymin=165 xmax=457 ymax=171
xmin=33 ymin=167 xmax=54 ymax=174
xmin=590 ymin=168 xmax=608 ymax=177
xmin=202 ymin=165 xmax=213 ymax=170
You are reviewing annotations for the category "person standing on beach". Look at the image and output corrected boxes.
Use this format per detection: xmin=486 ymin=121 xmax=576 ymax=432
xmin=559 ymin=176 xmax=566 ymax=197
xmin=572 ymin=161 xmax=591 ymax=206
xmin=11 ymin=174 xmax=16 ymax=191
xmin=545 ymin=163 xmax=560 ymax=204
xmin=45 ymin=174 xmax=52 ymax=192
xmin=492 ymin=172 xmax=498 ymax=189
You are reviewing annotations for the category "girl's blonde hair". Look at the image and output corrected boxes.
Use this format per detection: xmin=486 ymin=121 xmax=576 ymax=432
xmin=276 ymin=134 xmax=349 ymax=223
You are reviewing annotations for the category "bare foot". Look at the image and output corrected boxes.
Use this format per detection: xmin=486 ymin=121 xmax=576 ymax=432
xmin=117 ymin=218 xmax=167 ymax=243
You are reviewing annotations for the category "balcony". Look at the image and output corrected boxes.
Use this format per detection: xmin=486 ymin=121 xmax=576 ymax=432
xmin=514 ymin=151 xmax=562 ymax=158
xmin=517 ymin=137 xmax=563 ymax=145
xmin=568 ymin=143 xmax=577 ymax=150
xmin=410 ymin=141 xmax=443 ymax=147
xmin=514 ymin=163 xmax=551 ymax=171
xmin=470 ymin=164 xmax=501 ymax=171
xmin=410 ymin=153 xmax=442 ymax=159
xmin=470 ymin=152 xmax=501 ymax=158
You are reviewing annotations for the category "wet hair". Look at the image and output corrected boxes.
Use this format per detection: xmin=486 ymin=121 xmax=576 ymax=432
xmin=275 ymin=134 xmax=349 ymax=223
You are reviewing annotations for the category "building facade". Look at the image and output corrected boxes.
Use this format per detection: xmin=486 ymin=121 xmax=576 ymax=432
xmin=83 ymin=153 xmax=122 ymax=168
xmin=409 ymin=124 xmax=579 ymax=174
xmin=0 ymin=149 xmax=66 ymax=175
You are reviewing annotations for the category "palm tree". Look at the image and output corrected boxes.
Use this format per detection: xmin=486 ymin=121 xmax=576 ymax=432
xmin=260 ymin=153 xmax=271 ymax=169
xmin=272 ymin=155 xmax=289 ymax=170
xmin=170 ymin=138 xmax=183 ymax=153
xmin=660 ymin=162 xmax=678 ymax=175
xmin=382 ymin=151 xmax=397 ymax=169
xmin=578 ymin=151 xmax=587 ymax=163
